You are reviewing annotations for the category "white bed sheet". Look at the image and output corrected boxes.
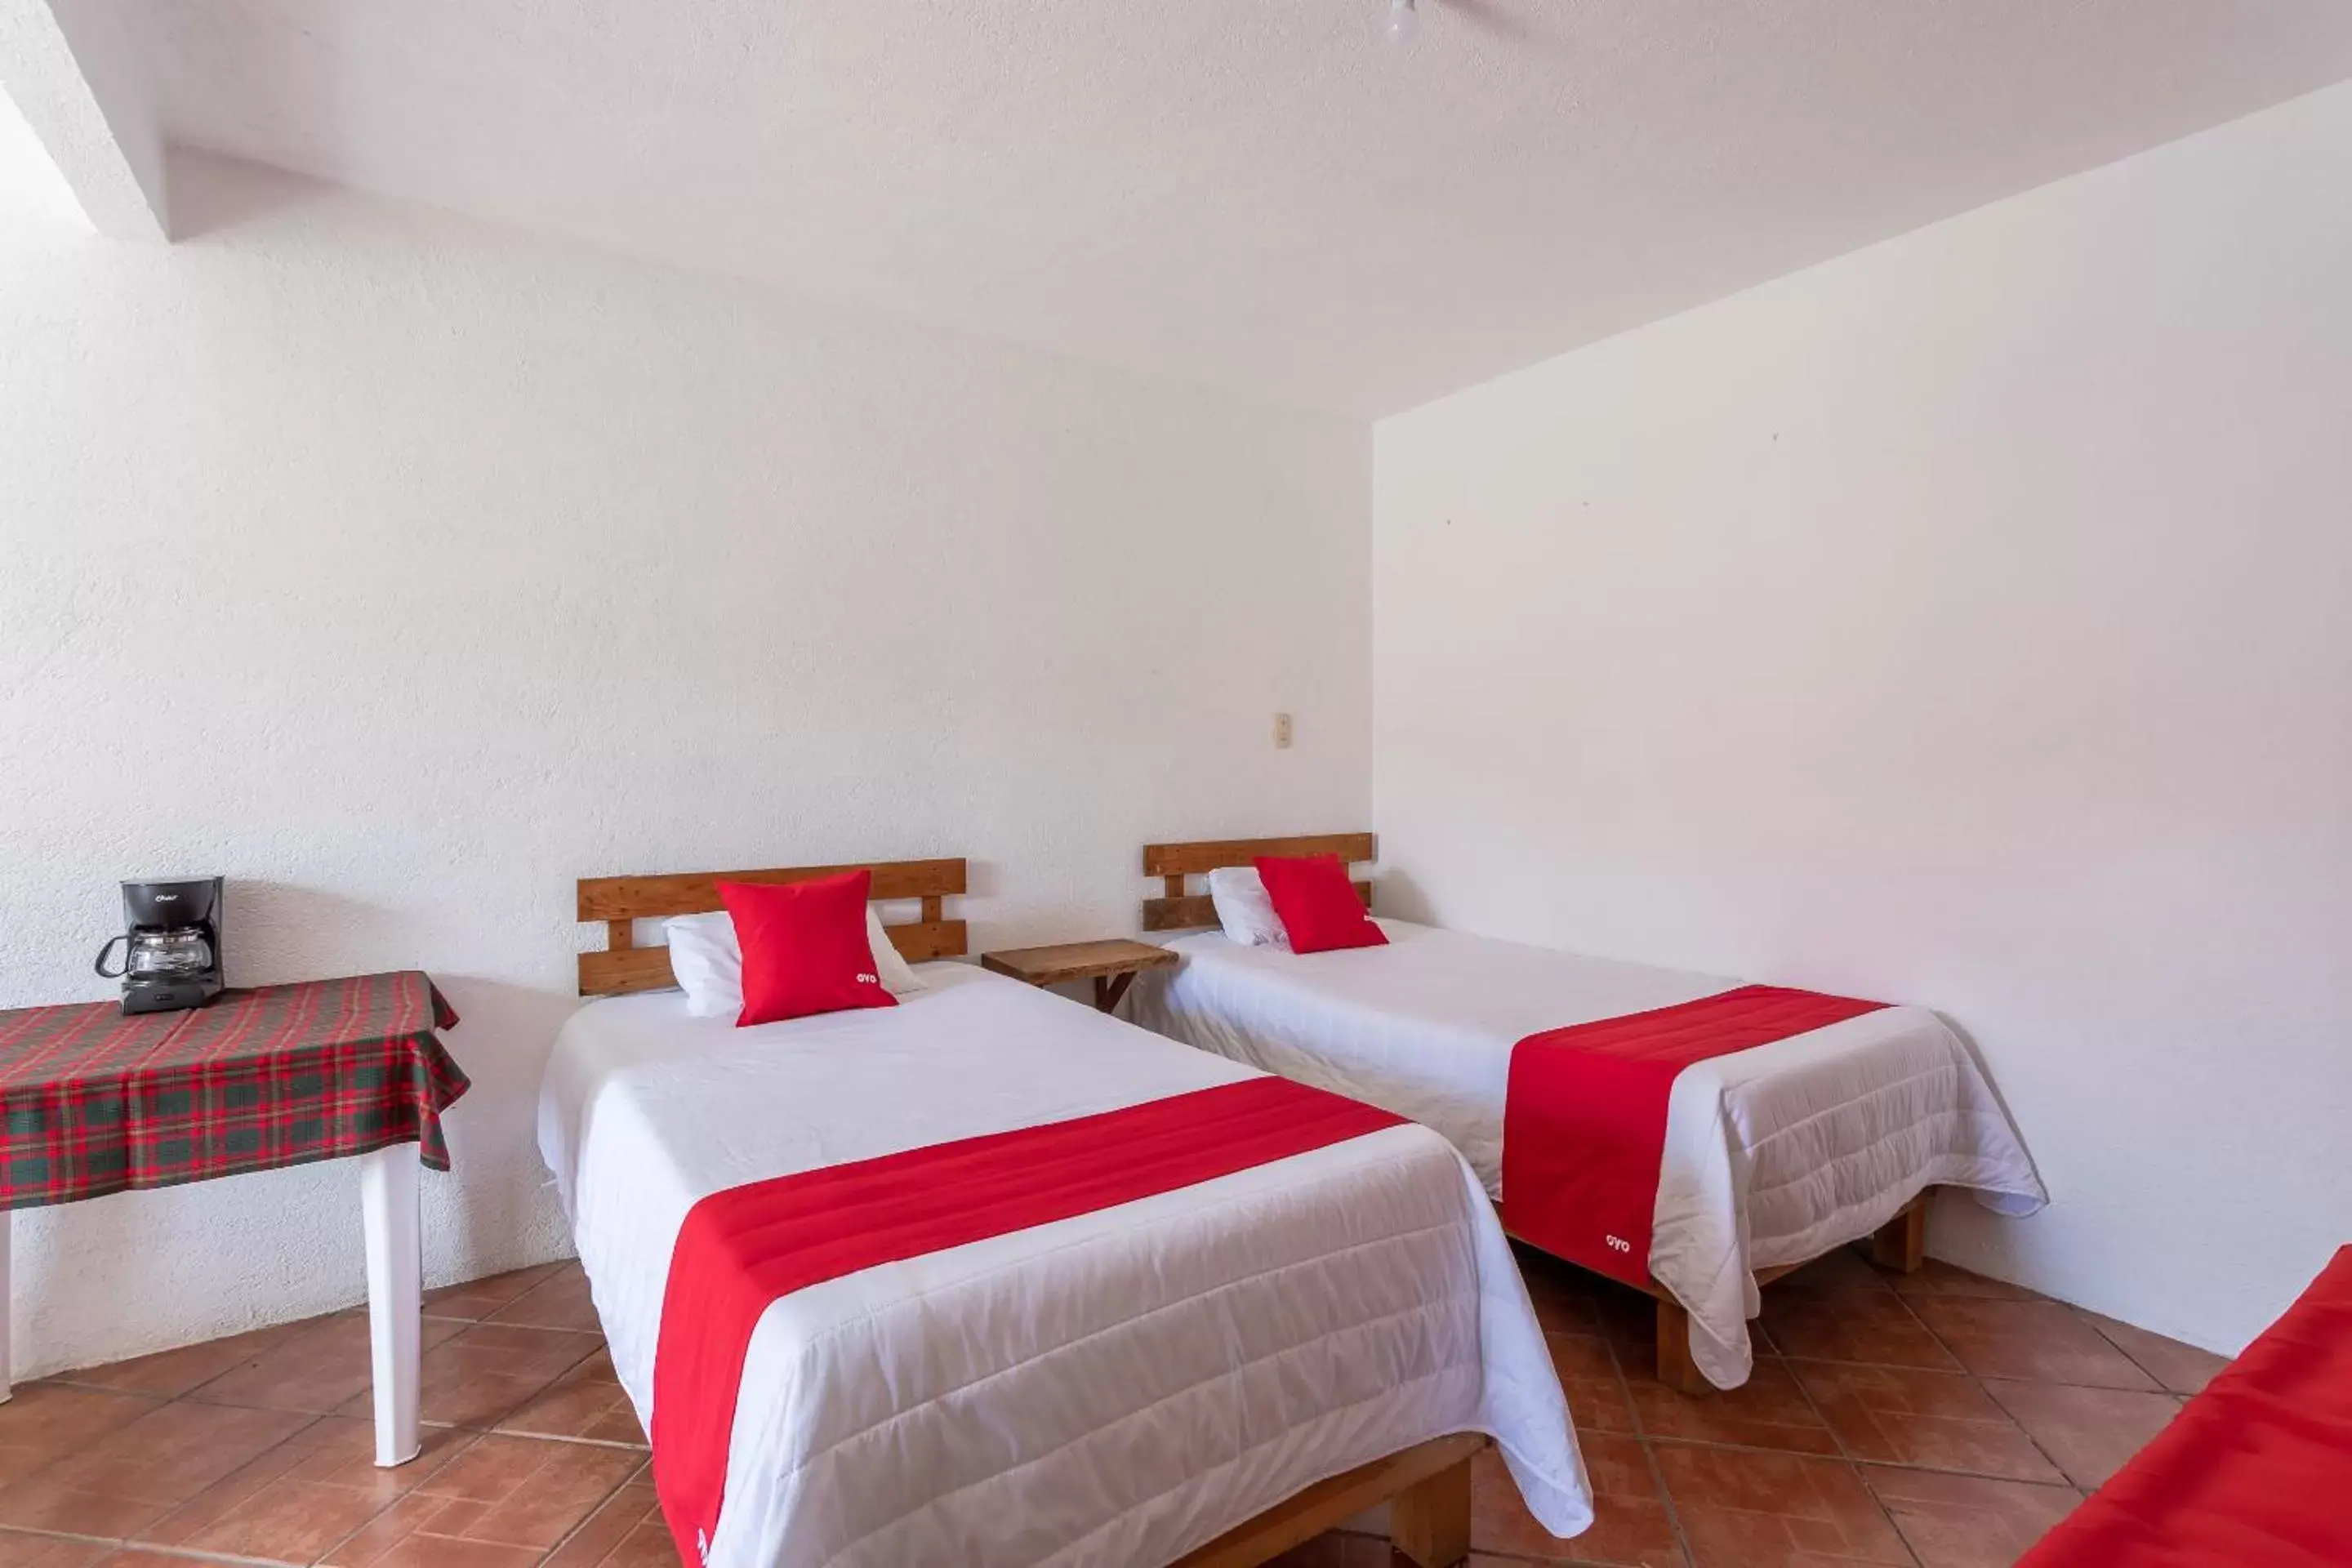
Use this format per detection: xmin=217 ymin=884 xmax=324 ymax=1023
xmin=537 ymin=962 xmax=1590 ymax=1567
xmin=1129 ymin=920 xmax=2047 ymax=1389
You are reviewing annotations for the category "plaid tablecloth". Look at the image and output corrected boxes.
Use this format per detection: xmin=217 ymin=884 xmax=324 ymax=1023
xmin=0 ymin=971 xmax=470 ymax=1210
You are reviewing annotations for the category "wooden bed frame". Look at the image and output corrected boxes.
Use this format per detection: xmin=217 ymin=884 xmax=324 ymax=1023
xmin=572 ymin=856 xmax=1486 ymax=1566
xmin=1174 ymin=1432 xmax=1483 ymax=1568
xmin=1145 ymin=832 xmax=1377 ymax=931
xmin=1142 ymin=831 xmax=1936 ymax=1397
xmin=574 ymin=857 xmax=969 ymax=996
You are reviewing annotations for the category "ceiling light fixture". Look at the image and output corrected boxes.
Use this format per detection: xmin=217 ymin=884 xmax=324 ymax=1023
xmin=1385 ymin=0 xmax=1420 ymax=46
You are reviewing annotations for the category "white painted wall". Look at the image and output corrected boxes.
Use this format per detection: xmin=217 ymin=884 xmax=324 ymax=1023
xmin=0 ymin=78 xmax=86 ymax=227
xmin=0 ymin=0 xmax=171 ymax=239
xmin=1373 ymin=83 xmax=2352 ymax=1354
xmin=0 ymin=153 xmax=1371 ymax=1376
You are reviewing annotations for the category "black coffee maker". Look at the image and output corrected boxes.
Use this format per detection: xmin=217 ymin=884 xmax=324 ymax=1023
xmin=94 ymin=878 xmax=225 ymax=1014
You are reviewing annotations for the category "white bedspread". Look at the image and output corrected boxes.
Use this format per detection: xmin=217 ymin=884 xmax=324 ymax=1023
xmin=1129 ymin=921 xmax=2047 ymax=1390
xmin=537 ymin=962 xmax=1590 ymax=1567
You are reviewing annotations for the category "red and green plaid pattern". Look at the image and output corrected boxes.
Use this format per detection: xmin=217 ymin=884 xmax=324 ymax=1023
xmin=0 ymin=971 xmax=470 ymax=1210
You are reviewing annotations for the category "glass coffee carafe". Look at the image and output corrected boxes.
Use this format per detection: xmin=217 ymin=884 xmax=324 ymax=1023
xmin=96 ymin=924 xmax=216 ymax=979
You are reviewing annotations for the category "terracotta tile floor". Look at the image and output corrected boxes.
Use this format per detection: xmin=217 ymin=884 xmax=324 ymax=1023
xmin=1427 ymin=1245 xmax=2221 ymax=1568
xmin=0 ymin=1247 xmax=2224 ymax=1568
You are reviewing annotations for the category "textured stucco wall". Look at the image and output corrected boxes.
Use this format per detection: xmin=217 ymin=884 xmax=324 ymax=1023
xmin=1372 ymin=82 xmax=2352 ymax=1355
xmin=0 ymin=153 xmax=1372 ymax=1376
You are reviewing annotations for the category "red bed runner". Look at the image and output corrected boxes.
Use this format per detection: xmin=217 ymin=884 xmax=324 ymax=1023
xmin=2017 ymin=1245 xmax=2352 ymax=1568
xmin=1501 ymin=984 xmax=1888 ymax=1287
xmin=650 ymin=1075 xmax=1405 ymax=1564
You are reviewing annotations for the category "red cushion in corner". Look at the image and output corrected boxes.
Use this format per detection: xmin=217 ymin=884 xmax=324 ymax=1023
xmin=1254 ymin=854 xmax=1388 ymax=955
xmin=719 ymin=871 xmax=898 ymax=1027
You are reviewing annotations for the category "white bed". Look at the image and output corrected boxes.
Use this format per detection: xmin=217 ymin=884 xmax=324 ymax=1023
xmin=1129 ymin=918 xmax=2047 ymax=1391
xmin=537 ymin=960 xmax=1592 ymax=1568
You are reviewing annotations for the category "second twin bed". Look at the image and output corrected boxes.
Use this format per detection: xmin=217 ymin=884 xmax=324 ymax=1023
xmin=1131 ymin=832 xmax=2047 ymax=1393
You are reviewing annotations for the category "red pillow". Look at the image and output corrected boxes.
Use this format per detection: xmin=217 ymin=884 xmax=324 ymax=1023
xmin=1254 ymin=854 xmax=1387 ymax=955
xmin=718 ymin=871 xmax=898 ymax=1027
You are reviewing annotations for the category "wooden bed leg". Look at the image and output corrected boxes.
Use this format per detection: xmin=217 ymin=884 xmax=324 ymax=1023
xmin=1389 ymin=1452 xmax=1474 ymax=1568
xmin=1654 ymin=1296 xmax=1713 ymax=1396
xmin=1872 ymin=1194 xmax=1930 ymax=1274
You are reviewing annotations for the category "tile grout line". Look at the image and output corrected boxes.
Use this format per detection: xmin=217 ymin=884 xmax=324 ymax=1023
xmin=1771 ymin=1272 xmax=1925 ymax=1568
xmin=1774 ymin=1341 xmax=2135 ymax=1485
xmin=1767 ymin=1350 xmax=2163 ymax=1396
xmin=28 ymin=1295 xmax=587 ymax=1398
xmin=129 ymin=1544 xmax=310 ymax=1568
xmin=1632 ymin=1428 xmax=2084 ymax=1490
xmin=0 ymin=1517 xmax=309 ymax=1568
xmin=496 ymin=1426 xmax=653 ymax=1452
xmin=2074 ymin=1307 xmax=2197 ymax=1397
xmin=1884 ymin=1277 xmax=2088 ymax=1494
xmin=103 ymin=1388 xmax=333 ymax=1566
xmin=305 ymin=1460 xmax=464 ymax=1568
xmin=133 ymin=1545 xmax=307 ymax=1568
xmin=534 ymin=1452 xmax=653 ymax=1567
xmin=1588 ymin=1291 xmax=1697 ymax=1568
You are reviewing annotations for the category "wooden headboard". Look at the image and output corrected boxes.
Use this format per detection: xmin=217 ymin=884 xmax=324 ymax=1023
xmin=576 ymin=858 xmax=968 ymax=996
xmin=1140 ymin=833 xmax=1375 ymax=932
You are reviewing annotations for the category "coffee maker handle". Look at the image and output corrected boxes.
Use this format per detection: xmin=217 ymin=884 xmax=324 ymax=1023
xmin=94 ymin=934 xmax=131 ymax=978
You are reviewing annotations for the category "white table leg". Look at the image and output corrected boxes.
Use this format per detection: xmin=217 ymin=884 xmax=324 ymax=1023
xmin=359 ymin=1142 xmax=421 ymax=1466
xmin=1 ymin=1208 xmax=12 ymax=1402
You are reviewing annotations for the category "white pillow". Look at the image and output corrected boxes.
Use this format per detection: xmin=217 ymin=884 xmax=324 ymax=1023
xmin=862 ymin=906 xmax=926 ymax=995
xmin=1207 ymin=866 xmax=1290 ymax=949
xmin=664 ymin=909 xmax=743 ymax=1018
xmin=663 ymin=904 xmax=924 ymax=1018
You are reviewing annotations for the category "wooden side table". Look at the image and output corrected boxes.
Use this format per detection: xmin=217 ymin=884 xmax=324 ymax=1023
xmin=980 ymin=939 xmax=1180 ymax=1015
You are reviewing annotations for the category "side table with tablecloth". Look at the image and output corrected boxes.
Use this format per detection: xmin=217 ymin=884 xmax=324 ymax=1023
xmin=0 ymin=970 xmax=469 ymax=1466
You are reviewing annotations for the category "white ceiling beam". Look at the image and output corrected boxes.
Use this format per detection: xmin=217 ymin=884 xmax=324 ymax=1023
xmin=0 ymin=0 xmax=167 ymax=238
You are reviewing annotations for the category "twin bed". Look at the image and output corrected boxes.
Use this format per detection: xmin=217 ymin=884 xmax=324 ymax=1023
xmin=537 ymin=836 xmax=2044 ymax=1566
xmin=1129 ymin=833 xmax=2047 ymax=1393
xmin=541 ymin=858 xmax=1588 ymax=1568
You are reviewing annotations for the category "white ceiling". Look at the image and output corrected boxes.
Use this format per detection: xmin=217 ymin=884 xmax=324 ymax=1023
xmin=147 ymin=0 xmax=2352 ymax=416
